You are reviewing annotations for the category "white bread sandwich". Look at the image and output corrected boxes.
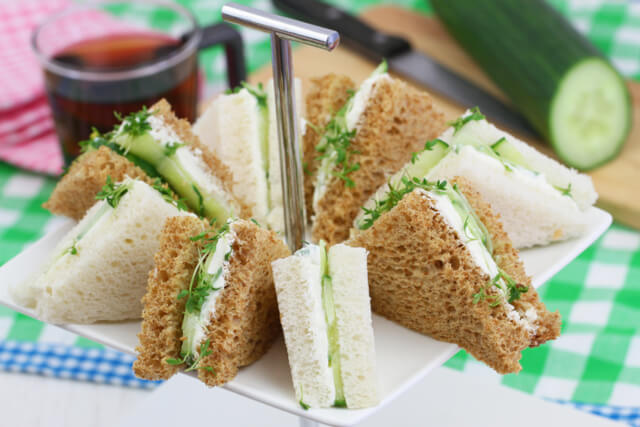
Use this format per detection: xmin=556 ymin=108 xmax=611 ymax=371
xmin=348 ymin=176 xmax=561 ymax=373
xmin=309 ymin=62 xmax=445 ymax=245
xmin=134 ymin=217 xmax=290 ymax=386
xmin=11 ymin=177 xmax=192 ymax=323
xmin=271 ymin=242 xmax=378 ymax=409
xmin=44 ymin=99 xmax=248 ymax=226
xmin=193 ymin=80 xmax=305 ymax=233
xmin=355 ymin=108 xmax=598 ymax=248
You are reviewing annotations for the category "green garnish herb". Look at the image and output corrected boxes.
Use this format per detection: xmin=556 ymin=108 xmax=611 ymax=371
xmin=96 ymin=176 xmax=130 ymax=208
xmin=424 ymin=138 xmax=449 ymax=151
xmin=448 ymin=107 xmax=485 ymax=134
xmin=166 ymin=339 xmax=215 ymax=374
xmin=114 ymin=106 xmax=152 ymax=137
xmin=250 ymin=218 xmax=260 ymax=226
xmin=151 ymin=178 xmax=188 ymax=211
xmin=192 ymin=184 xmax=204 ymax=217
xmin=316 ymin=118 xmax=360 ymax=188
xmin=554 ymin=183 xmax=572 ymax=197
xmin=472 ymin=269 xmax=528 ymax=307
xmin=164 ymin=142 xmax=183 ymax=157
xmin=79 ymin=127 xmax=113 ymax=153
xmin=411 ymin=152 xmax=419 ymax=164
xmin=490 ymin=137 xmax=507 ymax=152
xmin=226 ymin=82 xmax=267 ymax=107
xmin=66 ymin=240 xmax=78 ymax=256
xmin=180 ymin=222 xmax=232 ymax=314
xmin=242 ymin=82 xmax=267 ymax=107
xmin=359 ymin=176 xmax=448 ymax=230
xmin=299 ymin=387 xmax=310 ymax=410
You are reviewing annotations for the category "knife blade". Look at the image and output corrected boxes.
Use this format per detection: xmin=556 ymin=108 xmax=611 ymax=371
xmin=272 ymin=0 xmax=538 ymax=139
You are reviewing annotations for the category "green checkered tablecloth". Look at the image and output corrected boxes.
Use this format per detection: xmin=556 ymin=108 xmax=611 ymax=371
xmin=1 ymin=0 xmax=639 ymax=407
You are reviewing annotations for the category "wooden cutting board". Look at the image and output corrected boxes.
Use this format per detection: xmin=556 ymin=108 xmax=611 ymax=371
xmin=250 ymin=6 xmax=640 ymax=229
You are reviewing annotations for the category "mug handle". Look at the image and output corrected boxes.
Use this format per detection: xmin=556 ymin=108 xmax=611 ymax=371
xmin=198 ymin=22 xmax=247 ymax=89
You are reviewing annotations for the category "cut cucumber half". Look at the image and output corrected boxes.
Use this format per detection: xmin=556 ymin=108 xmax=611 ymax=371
xmin=432 ymin=0 xmax=632 ymax=170
xmin=550 ymin=58 xmax=631 ymax=170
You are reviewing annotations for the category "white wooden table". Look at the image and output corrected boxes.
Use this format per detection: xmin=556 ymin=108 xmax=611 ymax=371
xmin=0 ymin=368 xmax=624 ymax=427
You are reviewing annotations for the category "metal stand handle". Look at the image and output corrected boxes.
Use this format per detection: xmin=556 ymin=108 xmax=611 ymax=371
xmin=222 ymin=2 xmax=339 ymax=253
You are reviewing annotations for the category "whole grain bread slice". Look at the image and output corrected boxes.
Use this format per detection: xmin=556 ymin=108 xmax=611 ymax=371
xmin=44 ymin=99 xmax=249 ymax=220
xmin=133 ymin=216 xmax=290 ymax=385
xmin=133 ymin=215 xmax=203 ymax=380
xmin=303 ymin=74 xmax=356 ymax=221
xmin=346 ymin=178 xmax=560 ymax=374
xmin=313 ymin=76 xmax=445 ymax=245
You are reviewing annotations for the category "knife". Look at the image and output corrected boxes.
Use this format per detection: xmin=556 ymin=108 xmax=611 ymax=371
xmin=272 ymin=0 xmax=538 ymax=139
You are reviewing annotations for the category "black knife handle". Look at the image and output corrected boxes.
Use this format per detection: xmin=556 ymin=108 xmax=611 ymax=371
xmin=272 ymin=0 xmax=411 ymax=62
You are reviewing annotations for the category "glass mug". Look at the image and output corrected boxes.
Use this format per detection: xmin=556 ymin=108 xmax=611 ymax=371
xmin=32 ymin=0 xmax=246 ymax=165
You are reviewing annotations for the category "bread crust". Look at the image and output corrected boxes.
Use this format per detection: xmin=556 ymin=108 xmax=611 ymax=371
xmin=347 ymin=178 xmax=560 ymax=373
xmin=43 ymin=146 xmax=154 ymax=220
xmin=134 ymin=216 xmax=204 ymax=380
xmin=134 ymin=217 xmax=290 ymax=385
xmin=303 ymin=74 xmax=356 ymax=221
xmin=313 ymin=77 xmax=445 ymax=245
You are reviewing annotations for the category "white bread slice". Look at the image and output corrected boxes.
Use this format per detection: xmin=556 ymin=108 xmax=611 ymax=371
xmin=12 ymin=179 xmax=191 ymax=323
xmin=439 ymin=113 xmax=597 ymax=210
xmin=272 ymin=245 xmax=335 ymax=408
xmin=265 ymin=78 xmax=305 ymax=233
xmin=427 ymin=146 xmax=599 ymax=248
xmin=193 ymin=89 xmax=269 ymax=224
xmin=328 ymin=244 xmax=378 ymax=408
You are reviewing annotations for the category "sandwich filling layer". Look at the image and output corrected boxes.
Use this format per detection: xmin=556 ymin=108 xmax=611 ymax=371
xmin=318 ymin=242 xmax=347 ymax=407
xmin=84 ymin=107 xmax=234 ymax=224
xmin=354 ymin=109 xmax=578 ymax=230
xmin=177 ymin=221 xmax=236 ymax=371
xmin=313 ymin=61 xmax=389 ymax=213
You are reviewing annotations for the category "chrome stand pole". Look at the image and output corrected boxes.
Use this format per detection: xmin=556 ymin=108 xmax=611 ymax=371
xmin=221 ymin=3 xmax=338 ymax=425
xmin=270 ymin=33 xmax=305 ymax=251
xmin=221 ymin=2 xmax=339 ymax=253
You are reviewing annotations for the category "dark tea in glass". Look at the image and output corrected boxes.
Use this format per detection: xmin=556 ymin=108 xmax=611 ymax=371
xmin=44 ymin=33 xmax=198 ymax=163
xmin=32 ymin=1 xmax=245 ymax=166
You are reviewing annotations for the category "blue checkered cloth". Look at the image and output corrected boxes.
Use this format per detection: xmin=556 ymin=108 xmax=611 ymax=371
xmin=554 ymin=400 xmax=640 ymax=426
xmin=2 ymin=340 xmax=638 ymax=425
xmin=0 ymin=340 xmax=160 ymax=389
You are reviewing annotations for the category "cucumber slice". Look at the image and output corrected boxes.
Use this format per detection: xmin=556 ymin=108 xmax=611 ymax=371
xmin=490 ymin=138 xmax=529 ymax=168
xmin=404 ymin=139 xmax=451 ymax=179
xmin=550 ymin=58 xmax=631 ymax=170
xmin=113 ymin=133 xmax=232 ymax=224
xmin=319 ymin=242 xmax=346 ymax=407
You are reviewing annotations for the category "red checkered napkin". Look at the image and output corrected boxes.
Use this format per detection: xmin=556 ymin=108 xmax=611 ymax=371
xmin=0 ymin=0 xmax=154 ymax=176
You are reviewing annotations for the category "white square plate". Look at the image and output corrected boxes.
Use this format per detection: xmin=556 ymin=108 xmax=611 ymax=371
xmin=0 ymin=207 xmax=611 ymax=426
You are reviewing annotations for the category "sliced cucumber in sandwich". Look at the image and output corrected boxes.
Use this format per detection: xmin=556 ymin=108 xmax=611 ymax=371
xmin=85 ymin=106 xmax=234 ymax=225
xmin=319 ymin=241 xmax=346 ymax=407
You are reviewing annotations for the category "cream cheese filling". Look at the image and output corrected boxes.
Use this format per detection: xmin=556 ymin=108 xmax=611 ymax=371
xmin=174 ymin=146 xmax=233 ymax=209
xmin=424 ymin=190 xmax=537 ymax=333
xmin=189 ymin=229 xmax=236 ymax=356
xmin=147 ymin=114 xmax=181 ymax=147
